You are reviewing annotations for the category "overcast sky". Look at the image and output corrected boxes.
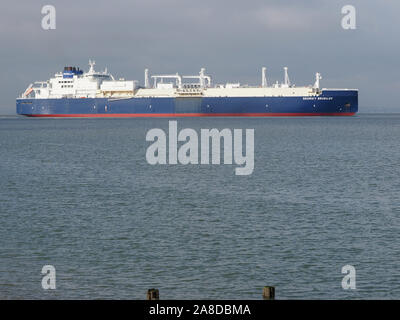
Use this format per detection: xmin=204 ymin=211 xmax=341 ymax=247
xmin=0 ymin=0 xmax=399 ymax=114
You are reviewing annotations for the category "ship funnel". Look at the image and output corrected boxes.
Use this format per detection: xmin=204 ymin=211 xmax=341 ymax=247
xmin=261 ymin=67 xmax=267 ymax=87
xmin=144 ymin=68 xmax=150 ymax=88
xmin=313 ymin=72 xmax=322 ymax=89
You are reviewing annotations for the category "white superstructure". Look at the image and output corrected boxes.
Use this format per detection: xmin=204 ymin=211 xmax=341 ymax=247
xmin=22 ymin=60 xmax=138 ymax=99
xmin=21 ymin=60 xmax=328 ymax=100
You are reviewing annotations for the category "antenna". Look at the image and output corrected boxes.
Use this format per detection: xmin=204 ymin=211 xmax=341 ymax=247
xmin=261 ymin=67 xmax=267 ymax=87
xmin=88 ymin=59 xmax=96 ymax=73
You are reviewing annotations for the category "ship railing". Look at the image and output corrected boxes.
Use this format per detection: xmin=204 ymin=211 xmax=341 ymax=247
xmin=176 ymin=92 xmax=203 ymax=96
xmin=175 ymin=87 xmax=204 ymax=96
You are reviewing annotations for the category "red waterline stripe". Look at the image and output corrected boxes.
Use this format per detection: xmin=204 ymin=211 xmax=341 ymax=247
xmin=25 ymin=112 xmax=356 ymax=118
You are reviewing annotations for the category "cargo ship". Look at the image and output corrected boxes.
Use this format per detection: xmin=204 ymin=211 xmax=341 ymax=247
xmin=16 ymin=60 xmax=358 ymax=117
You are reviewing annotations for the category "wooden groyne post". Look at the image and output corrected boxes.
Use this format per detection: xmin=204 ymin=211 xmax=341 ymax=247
xmin=147 ymin=288 xmax=159 ymax=300
xmin=262 ymin=286 xmax=275 ymax=300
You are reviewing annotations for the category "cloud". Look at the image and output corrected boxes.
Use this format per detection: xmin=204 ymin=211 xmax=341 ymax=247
xmin=254 ymin=5 xmax=332 ymax=32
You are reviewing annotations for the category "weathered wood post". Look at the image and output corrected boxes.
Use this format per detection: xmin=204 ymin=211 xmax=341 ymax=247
xmin=147 ymin=288 xmax=159 ymax=300
xmin=262 ymin=286 xmax=275 ymax=300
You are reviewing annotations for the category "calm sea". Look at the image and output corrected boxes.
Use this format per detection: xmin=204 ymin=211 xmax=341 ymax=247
xmin=0 ymin=114 xmax=399 ymax=299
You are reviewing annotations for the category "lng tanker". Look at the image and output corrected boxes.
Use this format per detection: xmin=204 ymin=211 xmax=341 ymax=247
xmin=16 ymin=60 xmax=358 ymax=117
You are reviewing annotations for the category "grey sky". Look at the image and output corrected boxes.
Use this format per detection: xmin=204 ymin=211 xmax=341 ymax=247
xmin=0 ymin=0 xmax=399 ymax=114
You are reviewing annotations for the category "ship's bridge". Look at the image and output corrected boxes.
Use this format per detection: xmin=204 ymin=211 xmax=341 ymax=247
xmin=63 ymin=66 xmax=83 ymax=79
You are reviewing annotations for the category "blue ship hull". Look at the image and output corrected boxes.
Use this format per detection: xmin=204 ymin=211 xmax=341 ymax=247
xmin=16 ymin=90 xmax=358 ymax=117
